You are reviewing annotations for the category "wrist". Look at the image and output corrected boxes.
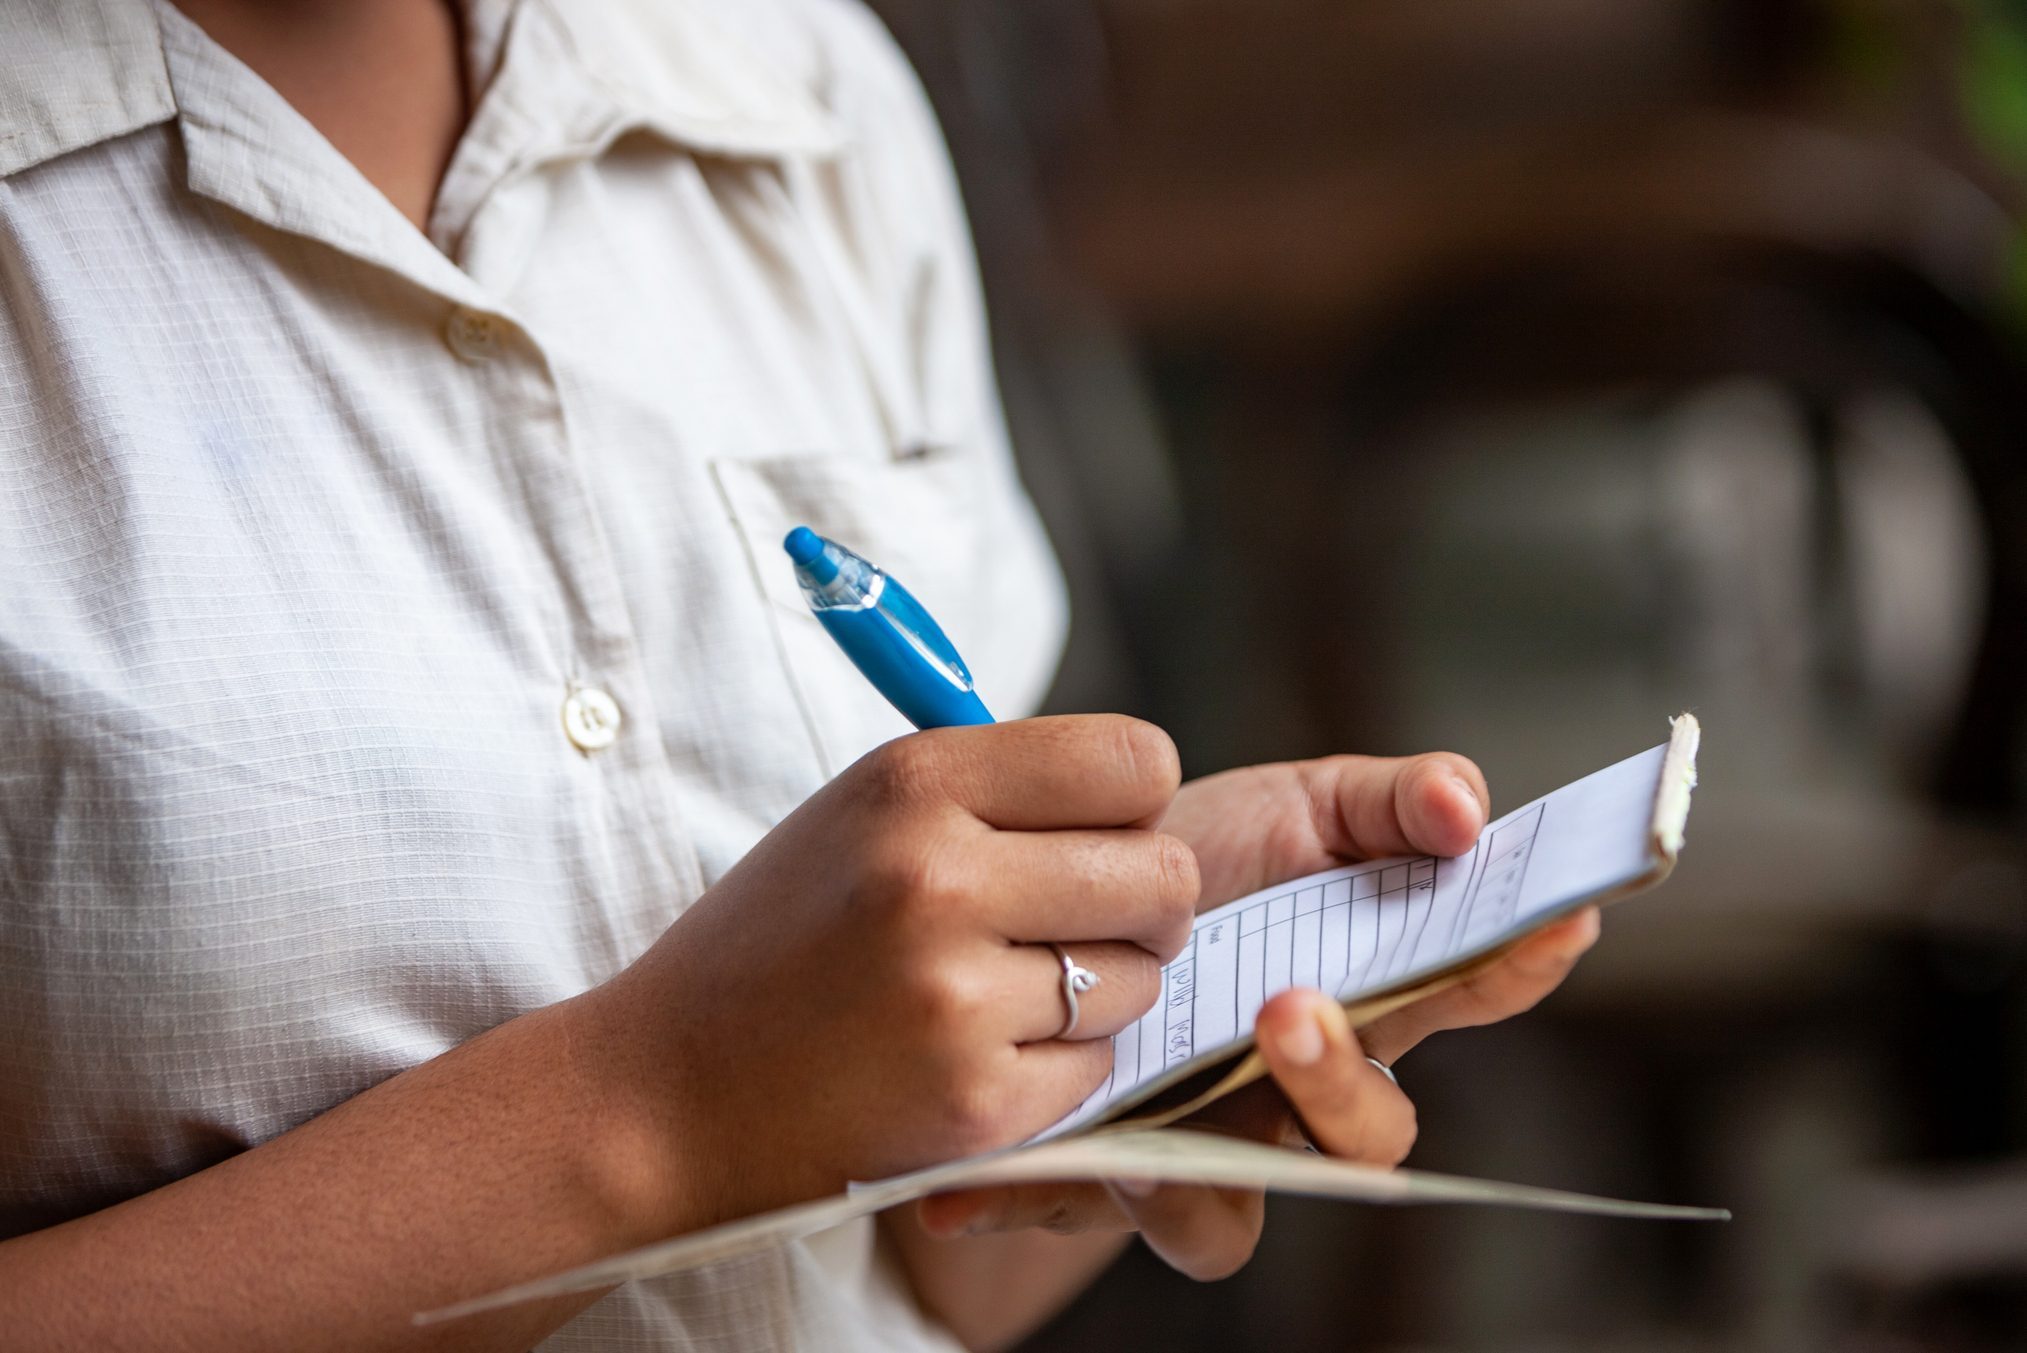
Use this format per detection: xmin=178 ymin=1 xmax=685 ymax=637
xmin=553 ymin=974 xmax=708 ymax=1249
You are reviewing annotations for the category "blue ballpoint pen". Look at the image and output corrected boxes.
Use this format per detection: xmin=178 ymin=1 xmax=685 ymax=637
xmin=782 ymin=526 xmax=994 ymax=729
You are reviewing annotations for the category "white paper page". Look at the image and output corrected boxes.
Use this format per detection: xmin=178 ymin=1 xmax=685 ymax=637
xmin=416 ymin=1128 xmax=1726 ymax=1323
xmin=1041 ymin=738 xmax=1678 ymax=1140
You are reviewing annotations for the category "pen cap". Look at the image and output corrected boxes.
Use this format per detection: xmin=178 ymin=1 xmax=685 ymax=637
xmin=783 ymin=526 xmax=839 ymax=585
xmin=782 ymin=526 xmax=993 ymax=729
xmin=784 ymin=527 xmax=874 ymax=608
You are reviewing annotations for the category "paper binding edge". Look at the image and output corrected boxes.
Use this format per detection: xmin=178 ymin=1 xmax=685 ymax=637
xmin=1653 ymin=712 xmax=1699 ymax=864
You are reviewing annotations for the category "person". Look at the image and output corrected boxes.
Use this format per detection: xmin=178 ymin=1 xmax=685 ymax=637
xmin=0 ymin=1 xmax=1601 ymax=1349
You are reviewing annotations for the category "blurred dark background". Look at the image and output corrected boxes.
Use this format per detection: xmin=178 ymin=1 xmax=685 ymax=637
xmin=865 ymin=1 xmax=2027 ymax=1349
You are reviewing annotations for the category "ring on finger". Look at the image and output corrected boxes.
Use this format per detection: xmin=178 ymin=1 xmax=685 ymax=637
xmin=1046 ymin=942 xmax=1101 ymax=1038
xmin=1295 ymin=1058 xmax=1403 ymax=1155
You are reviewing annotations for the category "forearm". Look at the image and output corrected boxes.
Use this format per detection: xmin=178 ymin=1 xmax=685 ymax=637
xmin=881 ymin=1209 xmax=1132 ymax=1353
xmin=0 ymin=989 xmax=675 ymax=1352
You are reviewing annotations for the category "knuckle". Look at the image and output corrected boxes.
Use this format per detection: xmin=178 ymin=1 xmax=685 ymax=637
xmin=911 ymin=957 xmax=990 ymax=1033
xmin=941 ymin=1091 xmax=1001 ymax=1157
xmin=858 ymin=734 xmax=945 ymax=809
xmin=1113 ymin=717 xmax=1183 ymax=800
xmin=1129 ymin=837 xmax=1198 ymax=962
xmin=937 ymin=1066 xmax=1006 ymax=1154
xmin=863 ymin=836 xmax=972 ymax=922
xmin=1152 ymin=833 xmax=1202 ymax=911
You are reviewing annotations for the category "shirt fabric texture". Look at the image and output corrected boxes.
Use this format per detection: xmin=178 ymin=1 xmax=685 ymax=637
xmin=0 ymin=1 xmax=1069 ymax=1347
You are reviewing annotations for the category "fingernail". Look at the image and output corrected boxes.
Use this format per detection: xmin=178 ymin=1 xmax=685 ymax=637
xmin=1445 ymin=771 xmax=1481 ymax=815
xmin=1276 ymin=1011 xmax=1326 ymax=1066
xmin=1113 ymin=1176 xmax=1158 ymax=1199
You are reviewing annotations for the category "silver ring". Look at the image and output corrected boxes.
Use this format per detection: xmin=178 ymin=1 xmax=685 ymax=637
xmin=1047 ymin=942 xmax=1100 ymax=1039
xmin=1367 ymin=1056 xmax=1398 ymax=1087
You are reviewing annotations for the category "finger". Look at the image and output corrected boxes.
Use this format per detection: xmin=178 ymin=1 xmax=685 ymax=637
xmin=1304 ymin=752 xmax=1489 ymax=860
xmin=1358 ymin=906 xmax=1600 ymax=1064
xmin=1257 ymin=989 xmax=1417 ymax=1167
xmin=1003 ymin=1037 xmax=1116 ymax=1139
xmin=1002 ymin=941 xmax=1163 ymax=1044
xmin=916 ymin=1182 xmax=1132 ymax=1239
xmin=1108 ymin=1176 xmax=1264 ymax=1282
xmin=983 ymin=829 xmax=1199 ymax=959
xmin=1191 ymin=1075 xmax=1312 ymax=1146
xmin=863 ymin=715 xmax=1181 ymax=831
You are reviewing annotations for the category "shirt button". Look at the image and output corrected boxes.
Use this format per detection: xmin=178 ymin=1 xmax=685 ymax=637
xmin=446 ymin=307 xmax=502 ymax=363
xmin=561 ymin=686 xmax=622 ymax=752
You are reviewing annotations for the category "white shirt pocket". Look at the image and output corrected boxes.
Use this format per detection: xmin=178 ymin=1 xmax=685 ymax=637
xmin=713 ymin=444 xmax=1029 ymax=778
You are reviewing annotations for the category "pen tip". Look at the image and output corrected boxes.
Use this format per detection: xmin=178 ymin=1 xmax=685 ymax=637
xmin=783 ymin=526 xmax=824 ymax=566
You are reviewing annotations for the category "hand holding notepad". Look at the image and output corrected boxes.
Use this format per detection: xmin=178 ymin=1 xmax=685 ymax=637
xmin=422 ymin=715 xmax=1714 ymax=1325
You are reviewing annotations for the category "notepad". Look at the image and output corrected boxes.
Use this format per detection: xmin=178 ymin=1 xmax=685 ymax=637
xmin=420 ymin=716 xmax=1711 ymax=1326
xmin=1052 ymin=714 xmax=1699 ymax=1139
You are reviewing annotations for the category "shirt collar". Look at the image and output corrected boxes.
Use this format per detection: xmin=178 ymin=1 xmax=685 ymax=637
xmin=543 ymin=0 xmax=846 ymax=162
xmin=0 ymin=0 xmax=845 ymax=182
xmin=0 ymin=0 xmax=175 ymax=178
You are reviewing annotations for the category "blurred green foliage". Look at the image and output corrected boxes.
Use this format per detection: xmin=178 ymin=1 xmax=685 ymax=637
xmin=1963 ymin=0 xmax=2027 ymax=175
xmin=1959 ymin=0 xmax=2027 ymax=324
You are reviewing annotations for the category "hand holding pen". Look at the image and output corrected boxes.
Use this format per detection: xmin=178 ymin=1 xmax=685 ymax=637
xmin=776 ymin=529 xmax=1589 ymax=1326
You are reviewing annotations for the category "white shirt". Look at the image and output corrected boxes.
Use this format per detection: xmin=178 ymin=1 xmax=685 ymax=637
xmin=0 ymin=1 xmax=1067 ymax=1348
